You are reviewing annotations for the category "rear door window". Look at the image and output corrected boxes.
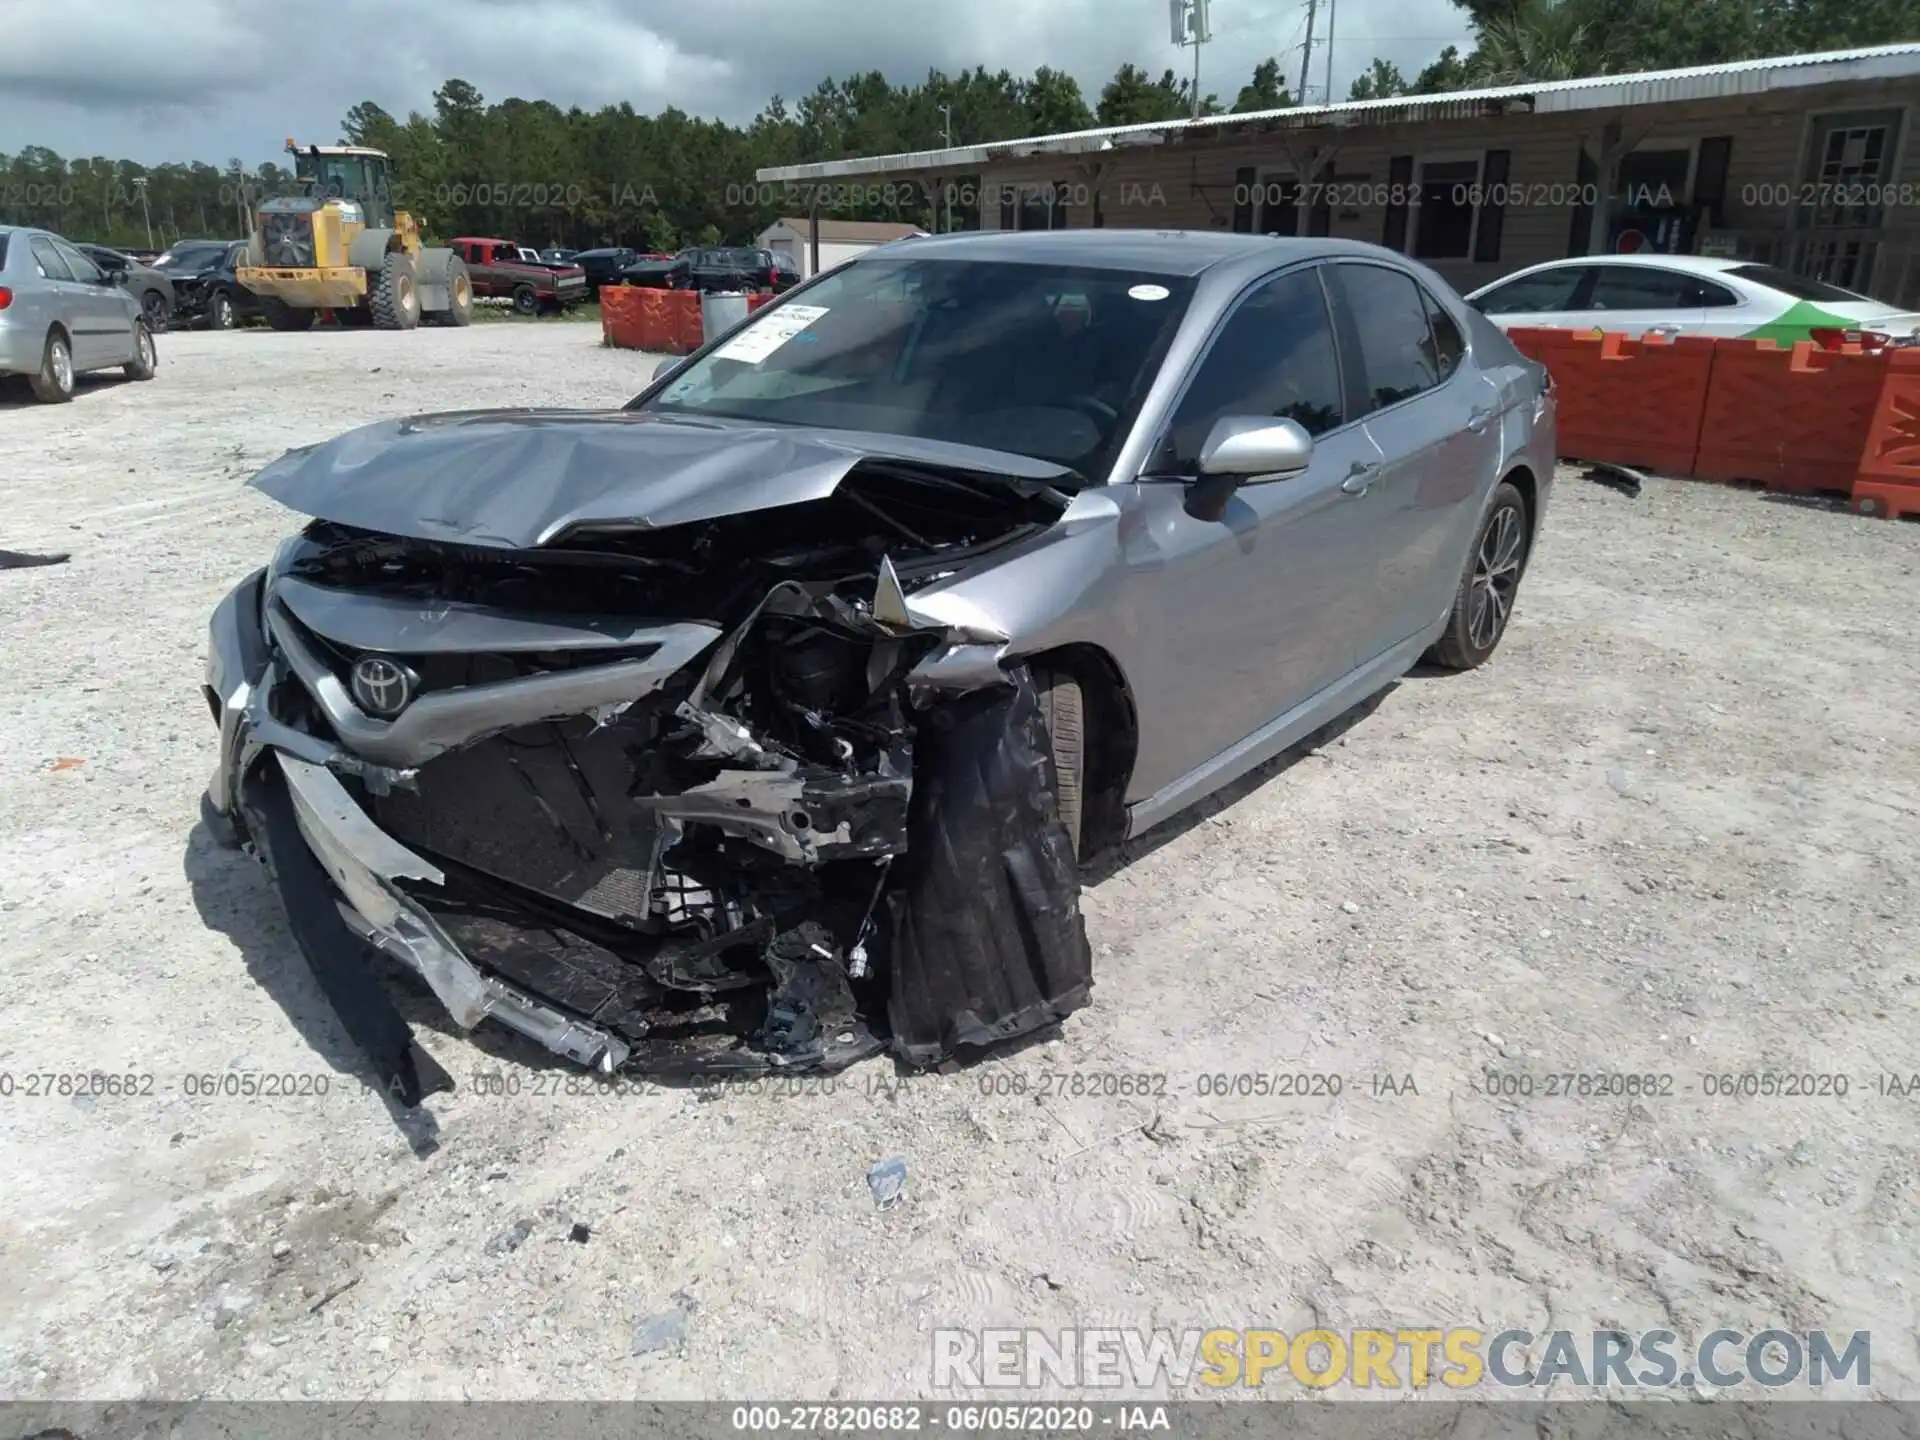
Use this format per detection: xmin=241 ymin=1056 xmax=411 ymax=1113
xmin=1337 ymin=263 xmax=1443 ymax=411
xmin=1585 ymin=266 xmax=1700 ymax=310
xmin=1421 ymin=288 xmax=1466 ymax=379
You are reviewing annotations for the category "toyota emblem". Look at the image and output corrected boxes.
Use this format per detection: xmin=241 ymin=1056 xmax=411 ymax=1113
xmin=350 ymin=655 xmax=415 ymax=718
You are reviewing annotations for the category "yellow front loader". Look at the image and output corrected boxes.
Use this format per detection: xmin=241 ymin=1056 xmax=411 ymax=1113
xmin=236 ymin=141 xmax=472 ymax=330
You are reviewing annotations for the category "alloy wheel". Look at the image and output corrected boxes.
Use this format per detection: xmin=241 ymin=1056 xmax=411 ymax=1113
xmin=1467 ymin=505 xmax=1524 ymax=651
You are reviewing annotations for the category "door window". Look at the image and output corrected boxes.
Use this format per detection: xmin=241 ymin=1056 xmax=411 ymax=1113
xmin=1472 ymin=267 xmax=1588 ymax=315
xmin=55 ymin=239 xmax=104 ymax=283
xmin=1157 ymin=267 xmax=1345 ymax=472
xmin=1338 ymin=263 xmax=1443 ymax=410
xmin=30 ymin=235 xmax=75 ymax=282
xmin=1585 ymin=266 xmax=1700 ymax=310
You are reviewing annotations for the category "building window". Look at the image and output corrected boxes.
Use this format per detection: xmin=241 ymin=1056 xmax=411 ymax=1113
xmin=1254 ymin=168 xmax=1300 ymax=236
xmin=1412 ymin=158 xmax=1479 ymax=260
xmin=1618 ymin=147 xmax=1692 ymax=211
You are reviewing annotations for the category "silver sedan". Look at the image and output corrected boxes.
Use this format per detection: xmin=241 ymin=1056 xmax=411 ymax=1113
xmin=203 ymin=231 xmax=1555 ymax=1098
xmin=0 ymin=225 xmax=158 ymax=402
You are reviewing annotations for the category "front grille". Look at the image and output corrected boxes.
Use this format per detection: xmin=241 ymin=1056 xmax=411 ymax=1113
xmin=261 ymin=212 xmax=315 ymax=267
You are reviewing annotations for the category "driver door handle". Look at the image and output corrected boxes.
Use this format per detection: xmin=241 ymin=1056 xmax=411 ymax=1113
xmin=1466 ymin=405 xmax=1493 ymax=434
xmin=1341 ymin=460 xmax=1379 ymax=496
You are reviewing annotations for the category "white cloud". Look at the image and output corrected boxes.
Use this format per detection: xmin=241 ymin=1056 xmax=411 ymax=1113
xmin=1 ymin=0 xmax=1469 ymax=165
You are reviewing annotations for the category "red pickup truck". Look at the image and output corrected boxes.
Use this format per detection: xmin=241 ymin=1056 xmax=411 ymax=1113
xmin=449 ymin=238 xmax=589 ymax=314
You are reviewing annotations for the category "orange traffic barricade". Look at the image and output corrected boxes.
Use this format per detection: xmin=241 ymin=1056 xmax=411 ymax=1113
xmin=668 ymin=291 xmax=704 ymax=354
xmin=1693 ymin=340 xmax=1890 ymax=494
xmin=1511 ymin=329 xmax=1716 ymax=476
xmin=1851 ymin=349 xmax=1920 ymax=519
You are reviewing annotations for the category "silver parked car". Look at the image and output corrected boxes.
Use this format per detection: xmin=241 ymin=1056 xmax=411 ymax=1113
xmin=0 ymin=226 xmax=158 ymax=402
xmin=203 ymin=231 xmax=1554 ymax=1101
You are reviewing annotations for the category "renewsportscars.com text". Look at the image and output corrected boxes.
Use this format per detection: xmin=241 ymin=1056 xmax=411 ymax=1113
xmin=931 ymin=1327 xmax=1871 ymax=1391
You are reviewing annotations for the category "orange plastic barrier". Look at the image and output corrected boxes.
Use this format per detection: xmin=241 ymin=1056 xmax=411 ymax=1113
xmin=1505 ymin=329 xmax=1715 ymax=476
xmin=1693 ymin=340 xmax=1889 ymax=493
xmin=633 ymin=289 xmax=679 ymax=352
xmin=668 ymin=291 xmax=704 ymax=354
xmin=747 ymin=292 xmax=776 ymax=314
xmin=1851 ymin=349 xmax=1920 ymax=519
xmin=599 ymin=285 xmax=648 ymax=349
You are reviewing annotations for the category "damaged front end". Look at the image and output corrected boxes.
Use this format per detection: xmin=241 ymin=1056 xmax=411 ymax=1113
xmin=205 ymin=454 xmax=1092 ymax=1102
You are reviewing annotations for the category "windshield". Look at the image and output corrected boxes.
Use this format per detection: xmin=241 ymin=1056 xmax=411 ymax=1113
xmin=1726 ymin=264 xmax=1876 ymax=304
xmin=157 ymin=243 xmax=226 ymax=270
xmin=633 ymin=256 xmax=1195 ymax=478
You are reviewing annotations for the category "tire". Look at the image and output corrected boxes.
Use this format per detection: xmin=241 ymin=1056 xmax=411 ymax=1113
xmin=124 ymin=322 xmax=157 ymax=381
xmin=1034 ymin=664 xmax=1086 ymax=862
xmin=428 ymin=256 xmax=473 ymax=327
xmin=263 ymin=300 xmax=315 ymax=332
xmin=1427 ymin=481 xmax=1531 ymax=671
xmin=140 ymin=288 xmax=170 ymax=332
xmin=29 ymin=329 xmax=75 ymax=403
xmin=206 ymin=290 xmax=235 ymax=331
xmin=368 ymin=250 xmax=420 ymax=330
xmin=512 ymin=284 xmax=539 ymax=316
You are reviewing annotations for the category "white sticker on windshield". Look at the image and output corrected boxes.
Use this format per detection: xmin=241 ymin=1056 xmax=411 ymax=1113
xmin=714 ymin=303 xmax=831 ymax=364
xmin=1129 ymin=284 xmax=1171 ymax=301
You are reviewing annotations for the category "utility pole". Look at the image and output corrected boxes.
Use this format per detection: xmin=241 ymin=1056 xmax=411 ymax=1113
xmin=1298 ymin=0 xmax=1318 ymax=106
xmin=938 ymin=104 xmax=954 ymax=232
xmin=1171 ymin=0 xmax=1211 ymax=119
xmin=132 ymin=176 xmax=152 ymax=251
xmin=1323 ymin=0 xmax=1336 ymax=105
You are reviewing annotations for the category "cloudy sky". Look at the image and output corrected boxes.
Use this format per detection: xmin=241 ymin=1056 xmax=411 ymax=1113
xmin=4 ymin=0 xmax=1471 ymax=166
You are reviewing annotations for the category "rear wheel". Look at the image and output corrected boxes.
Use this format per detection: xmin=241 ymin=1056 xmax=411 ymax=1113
xmin=427 ymin=256 xmax=474 ymax=327
xmin=369 ymin=251 xmax=420 ymax=330
xmin=1034 ymin=665 xmax=1086 ymax=862
xmin=1427 ymin=481 xmax=1531 ymax=671
xmin=124 ymin=322 xmax=157 ymax=381
xmin=29 ymin=330 xmax=74 ymax=403
xmin=512 ymin=284 xmax=539 ymax=316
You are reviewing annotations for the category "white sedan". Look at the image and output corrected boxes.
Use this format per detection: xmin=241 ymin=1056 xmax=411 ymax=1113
xmin=1465 ymin=254 xmax=1919 ymax=346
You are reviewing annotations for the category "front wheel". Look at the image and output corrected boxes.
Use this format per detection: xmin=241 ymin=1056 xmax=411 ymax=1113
xmin=264 ymin=300 xmax=315 ymax=332
xmin=141 ymin=289 xmax=170 ymax=332
xmin=1034 ymin=664 xmax=1086 ymax=862
xmin=1427 ymin=481 xmax=1531 ymax=671
xmin=124 ymin=322 xmax=157 ymax=380
xmin=206 ymin=290 xmax=235 ymax=330
xmin=369 ymin=251 xmax=421 ymax=330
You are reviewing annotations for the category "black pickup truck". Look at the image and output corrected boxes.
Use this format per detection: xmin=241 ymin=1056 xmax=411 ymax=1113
xmin=617 ymin=247 xmax=786 ymax=293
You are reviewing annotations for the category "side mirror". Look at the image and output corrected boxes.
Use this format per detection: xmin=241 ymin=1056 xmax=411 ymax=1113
xmin=1186 ymin=416 xmax=1314 ymax=521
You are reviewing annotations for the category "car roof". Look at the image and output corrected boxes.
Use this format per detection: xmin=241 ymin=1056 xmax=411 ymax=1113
xmin=451 ymin=236 xmax=517 ymax=245
xmin=1508 ymin=253 xmax=1746 ymax=275
xmin=860 ymin=229 xmax=1404 ymax=277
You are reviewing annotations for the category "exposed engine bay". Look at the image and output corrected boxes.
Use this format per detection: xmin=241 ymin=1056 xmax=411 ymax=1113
xmin=211 ymin=457 xmax=1094 ymax=1102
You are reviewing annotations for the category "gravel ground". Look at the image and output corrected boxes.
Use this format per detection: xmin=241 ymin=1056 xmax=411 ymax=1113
xmin=1 ymin=324 xmax=1917 ymax=1404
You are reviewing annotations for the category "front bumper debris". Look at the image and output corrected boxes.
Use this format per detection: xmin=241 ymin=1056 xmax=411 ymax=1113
xmin=203 ymin=517 xmax=1093 ymax=1102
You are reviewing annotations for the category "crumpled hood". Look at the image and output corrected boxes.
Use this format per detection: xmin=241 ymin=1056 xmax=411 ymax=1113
xmin=249 ymin=409 xmax=1076 ymax=550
